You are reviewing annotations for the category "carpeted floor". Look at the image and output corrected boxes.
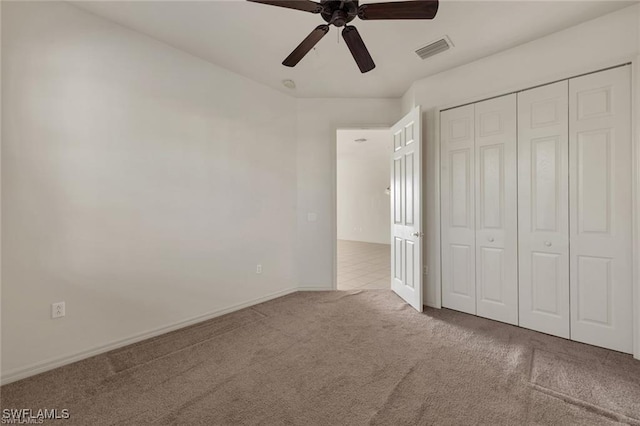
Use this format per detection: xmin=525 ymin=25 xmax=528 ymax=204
xmin=2 ymin=290 xmax=640 ymax=425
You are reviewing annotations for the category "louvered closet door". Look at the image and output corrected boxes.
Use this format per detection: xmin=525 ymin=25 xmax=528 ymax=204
xmin=569 ymin=66 xmax=633 ymax=353
xmin=518 ymin=81 xmax=570 ymax=338
xmin=474 ymin=94 xmax=518 ymax=325
xmin=441 ymin=105 xmax=476 ymax=315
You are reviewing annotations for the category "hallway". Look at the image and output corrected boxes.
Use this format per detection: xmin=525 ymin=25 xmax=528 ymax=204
xmin=337 ymin=240 xmax=391 ymax=290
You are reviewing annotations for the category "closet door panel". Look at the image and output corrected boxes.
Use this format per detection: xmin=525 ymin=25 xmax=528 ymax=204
xmin=569 ymin=66 xmax=633 ymax=353
xmin=475 ymin=94 xmax=518 ymax=325
xmin=518 ymin=81 xmax=570 ymax=338
xmin=441 ymin=105 xmax=476 ymax=314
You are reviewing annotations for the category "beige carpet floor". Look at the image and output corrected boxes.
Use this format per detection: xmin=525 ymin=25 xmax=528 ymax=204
xmin=2 ymin=290 xmax=640 ymax=425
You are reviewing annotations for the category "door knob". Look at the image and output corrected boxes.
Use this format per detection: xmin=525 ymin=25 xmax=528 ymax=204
xmin=488 ymin=237 xmax=494 ymax=242
xmin=545 ymin=241 xmax=552 ymax=247
xmin=412 ymin=232 xmax=421 ymax=237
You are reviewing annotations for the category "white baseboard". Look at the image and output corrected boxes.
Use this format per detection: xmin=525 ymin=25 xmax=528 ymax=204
xmin=0 ymin=287 xmax=299 ymax=385
xmin=297 ymin=286 xmax=333 ymax=291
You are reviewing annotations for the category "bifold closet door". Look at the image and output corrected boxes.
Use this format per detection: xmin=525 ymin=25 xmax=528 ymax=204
xmin=569 ymin=66 xmax=633 ymax=353
xmin=474 ymin=94 xmax=518 ymax=325
xmin=517 ymin=81 xmax=570 ymax=338
xmin=441 ymin=105 xmax=476 ymax=315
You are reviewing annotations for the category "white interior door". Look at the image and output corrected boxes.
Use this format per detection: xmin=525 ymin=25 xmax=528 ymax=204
xmin=569 ymin=66 xmax=633 ymax=353
xmin=441 ymin=104 xmax=476 ymax=315
xmin=518 ymin=81 xmax=570 ymax=338
xmin=474 ymin=94 xmax=518 ymax=325
xmin=390 ymin=106 xmax=422 ymax=312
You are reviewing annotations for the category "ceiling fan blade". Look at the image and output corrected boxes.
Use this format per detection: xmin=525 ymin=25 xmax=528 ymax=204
xmin=247 ymin=0 xmax=323 ymax=14
xmin=341 ymin=26 xmax=375 ymax=73
xmin=283 ymin=25 xmax=330 ymax=67
xmin=358 ymin=0 xmax=438 ymax=20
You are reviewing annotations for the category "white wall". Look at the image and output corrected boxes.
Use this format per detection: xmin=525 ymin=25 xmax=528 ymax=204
xmin=407 ymin=4 xmax=640 ymax=308
xmin=0 ymin=1 xmax=4 ymax=379
xmin=336 ymin=129 xmax=391 ymax=245
xmin=401 ymin=88 xmax=415 ymax=119
xmin=296 ymin=99 xmax=401 ymax=289
xmin=635 ymin=8 xmax=640 ymax=359
xmin=1 ymin=1 xmax=298 ymax=381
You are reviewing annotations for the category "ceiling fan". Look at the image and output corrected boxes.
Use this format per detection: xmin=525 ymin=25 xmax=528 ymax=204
xmin=247 ymin=0 xmax=439 ymax=73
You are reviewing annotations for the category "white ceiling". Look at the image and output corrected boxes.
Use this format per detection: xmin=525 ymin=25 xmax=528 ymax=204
xmin=72 ymin=0 xmax=635 ymax=98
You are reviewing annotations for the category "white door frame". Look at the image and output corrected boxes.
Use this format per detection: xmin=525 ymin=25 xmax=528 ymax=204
xmin=332 ymin=124 xmax=393 ymax=290
xmin=431 ymin=60 xmax=640 ymax=360
xmin=633 ymin=56 xmax=640 ymax=360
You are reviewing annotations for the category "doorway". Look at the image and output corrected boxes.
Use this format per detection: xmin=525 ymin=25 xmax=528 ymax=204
xmin=335 ymin=128 xmax=392 ymax=290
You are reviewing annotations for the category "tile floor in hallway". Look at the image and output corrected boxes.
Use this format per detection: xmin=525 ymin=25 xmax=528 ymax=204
xmin=337 ymin=240 xmax=391 ymax=290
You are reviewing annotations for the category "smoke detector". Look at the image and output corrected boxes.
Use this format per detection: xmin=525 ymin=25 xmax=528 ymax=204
xmin=282 ymin=79 xmax=296 ymax=89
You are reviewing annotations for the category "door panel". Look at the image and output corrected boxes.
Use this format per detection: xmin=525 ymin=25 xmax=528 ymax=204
xmin=569 ymin=66 xmax=632 ymax=353
xmin=441 ymin=105 xmax=476 ymax=314
xmin=576 ymin=255 xmax=612 ymax=325
xmin=532 ymin=137 xmax=560 ymax=231
xmin=531 ymin=252 xmax=562 ymax=315
xmin=518 ymin=81 xmax=570 ymax=338
xmin=405 ymin=152 xmax=415 ymax=225
xmin=451 ymin=244 xmax=473 ymax=297
xmin=479 ymin=144 xmax=503 ymax=229
xmin=478 ymin=247 xmax=504 ymax=303
xmin=393 ymin=129 xmax=402 ymax=152
xmin=405 ymin=240 xmax=416 ymax=288
xmin=577 ymin=130 xmax=611 ymax=233
xmin=394 ymin=237 xmax=403 ymax=281
xmin=475 ymin=94 xmax=518 ymax=325
xmin=393 ymin=158 xmax=402 ymax=224
xmin=390 ymin=106 xmax=422 ymax=311
xmin=450 ymin=149 xmax=472 ymax=228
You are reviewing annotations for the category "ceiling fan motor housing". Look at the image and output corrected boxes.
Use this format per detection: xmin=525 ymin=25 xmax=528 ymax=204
xmin=321 ymin=0 xmax=358 ymax=26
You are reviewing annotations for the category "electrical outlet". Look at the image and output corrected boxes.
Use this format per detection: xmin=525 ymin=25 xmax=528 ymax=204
xmin=51 ymin=302 xmax=65 ymax=319
xmin=256 ymin=264 xmax=263 ymax=274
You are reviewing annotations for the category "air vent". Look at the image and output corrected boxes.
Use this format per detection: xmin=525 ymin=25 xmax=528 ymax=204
xmin=415 ymin=36 xmax=453 ymax=60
